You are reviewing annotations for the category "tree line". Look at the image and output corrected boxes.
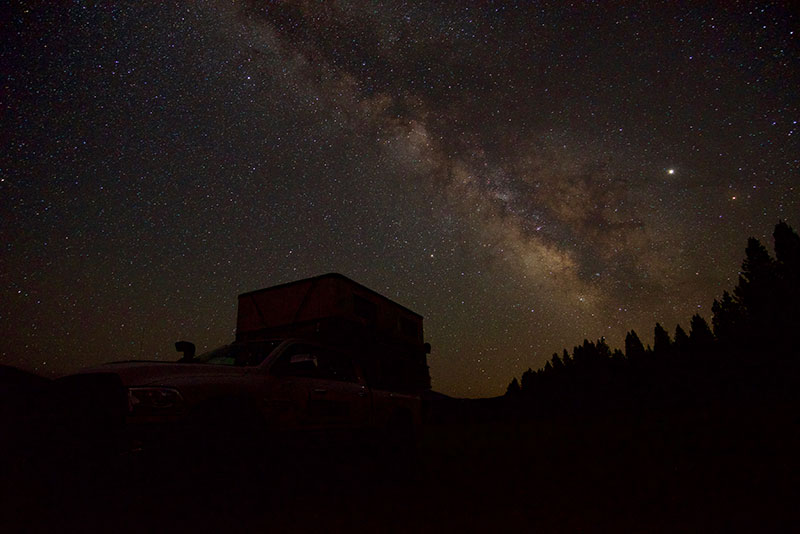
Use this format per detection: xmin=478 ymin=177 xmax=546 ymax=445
xmin=504 ymin=221 xmax=800 ymax=414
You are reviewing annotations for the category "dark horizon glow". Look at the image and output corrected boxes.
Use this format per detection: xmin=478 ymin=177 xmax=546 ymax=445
xmin=3 ymin=1 xmax=798 ymax=397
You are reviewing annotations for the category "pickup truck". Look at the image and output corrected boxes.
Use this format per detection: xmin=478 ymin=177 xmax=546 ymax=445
xmin=67 ymin=274 xmax=431 ymax=455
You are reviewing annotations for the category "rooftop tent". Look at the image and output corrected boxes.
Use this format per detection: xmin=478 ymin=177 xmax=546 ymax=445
xmin=236 ymin=273 xmax=424 ymax=347
xmin=236 ymin=273 xmax=430 ymax=390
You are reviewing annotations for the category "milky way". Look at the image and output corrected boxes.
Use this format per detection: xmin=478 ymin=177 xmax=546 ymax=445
xmin=3 ymin=1 xmax=798 ymax=396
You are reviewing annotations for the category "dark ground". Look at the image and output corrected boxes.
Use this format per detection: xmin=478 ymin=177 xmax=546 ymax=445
xmin=2 ymin=395 xmax=797 ymax=533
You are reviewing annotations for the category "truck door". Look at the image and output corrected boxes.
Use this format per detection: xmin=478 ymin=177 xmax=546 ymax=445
xmin=308 ymin=346 xmax=370 ymax=429
xmin=268 ymin=343 xmax=369 ymax=430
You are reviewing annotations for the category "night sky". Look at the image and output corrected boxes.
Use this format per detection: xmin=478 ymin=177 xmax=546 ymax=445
xmin=3 ymin=1 xmax=798 ymax=397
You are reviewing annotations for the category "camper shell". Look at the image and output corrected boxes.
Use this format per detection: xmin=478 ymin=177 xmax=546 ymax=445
xmin=236 ymin=273 xmax=431 ymax=391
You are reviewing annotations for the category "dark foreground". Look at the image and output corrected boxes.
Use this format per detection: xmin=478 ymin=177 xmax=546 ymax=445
xmin=2 ymin=396 xmax=797 ymax=534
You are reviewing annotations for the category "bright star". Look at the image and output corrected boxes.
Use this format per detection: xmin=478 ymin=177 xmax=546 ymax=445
xmin=667 ymin=169 xmax=675 ymax=175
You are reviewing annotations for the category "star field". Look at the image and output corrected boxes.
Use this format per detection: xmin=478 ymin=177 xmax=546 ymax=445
xmin=3 ymin=1 xmax=798 ymax=396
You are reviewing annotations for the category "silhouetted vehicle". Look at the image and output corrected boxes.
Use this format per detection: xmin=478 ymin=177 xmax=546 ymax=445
xmin=71 ymin=274 xmax=431 ymax=454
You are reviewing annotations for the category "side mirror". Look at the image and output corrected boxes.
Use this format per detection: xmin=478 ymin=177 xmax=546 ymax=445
xmin=175 ymin=341 xmax=196 ymax=362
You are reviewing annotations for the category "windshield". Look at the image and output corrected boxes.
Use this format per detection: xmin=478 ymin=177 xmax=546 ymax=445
xmin=191 ymin=340 xmax=283 ymax=366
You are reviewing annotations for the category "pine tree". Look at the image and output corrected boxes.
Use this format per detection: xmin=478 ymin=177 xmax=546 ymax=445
xmin=653 ymin=323 xmax=672 ymax=356
xmin=520 ymin=368 xmax=535 ymax=393
xmin=506 ymin=377 xmax=521 ymax=397
xmin=735 ymin=238 xmax=775 ymax=320
xmin=625 ymin=330 xmax=645 ymax=360
xmin=773 ymin=220 xmax=800 ymax=268
xmin=578 ymin=339 xmax=599 ymax=366
xmin=551 ymin=352 xmax=565 ymax=371
xmin=688 ymin=314 xmax=714 ymax=352
xmin=562 ymin=349 xmax=572 ymax=367
xmin=674 ymin=324 xmax=690 ymax=353
xmin=772 ymin=221 xmax=800 ymax=352
xmin=711 ymin=290 xmax=743 ymax=345
xmin=733 ymin=234 xmax=783 ymax=349
xmin=596 ymin=337 xmax=612 ymax=359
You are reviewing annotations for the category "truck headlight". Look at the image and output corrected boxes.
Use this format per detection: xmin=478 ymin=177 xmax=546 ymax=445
xmin=127 ymin=387 xmax=184 ymax=414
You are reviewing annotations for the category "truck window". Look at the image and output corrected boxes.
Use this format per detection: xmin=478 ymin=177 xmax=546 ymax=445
xmin=315 ymin=349 xmax=358 ymax=383
xmin=271 ymin=344 xmax=318 ymax=377
xmin=193 ymin=341 xmax=281 ymax=366
xmin=271 ymin=344 xmax=358 ymax=383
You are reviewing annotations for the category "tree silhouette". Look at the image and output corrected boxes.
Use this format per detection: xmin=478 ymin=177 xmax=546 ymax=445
xmin=562 ymin=349 xmax=572 ymax=368
xmin=711 ymin=291 xmax=743 ymax=347
xmin=674 ymin=324 xmax=689 ymax=353
xmin=688 ymin=314 xmax=714 ymax=353
xmin=653 ymin=323 xmax=672 ymax=357
xmin=735 ymin=238 xmax=777 ymax=345
xmin=551 ymin=352 xmax=565 ymax=371
xmin=625 ymin=330 xmax=645 ymax=360
xmin=771 ymin=221 xmax=800 ymax=354
xmin=773 ymin=220 xmax=800 ymax=267
xmin=505 ymin=377 xmax=521 ymax=397
xmin=596 ymin=338 xmax=612 ymax=359
xmin=520 ymin=368 xmax=535 ymax=394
